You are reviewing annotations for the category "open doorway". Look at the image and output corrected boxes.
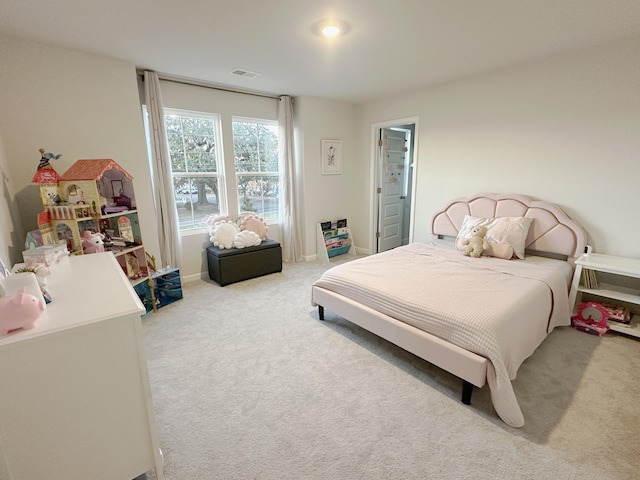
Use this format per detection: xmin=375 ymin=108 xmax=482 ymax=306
xmin=372 ymin=118 xmax=418 ymax=253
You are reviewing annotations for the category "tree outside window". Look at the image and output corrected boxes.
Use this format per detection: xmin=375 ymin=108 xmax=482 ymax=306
xmin=159 ymin=110 xmax=280 ymax=231
xmin=164 ymin=111 xmax=223 ymax=230
xmin=233 ymin=119 xmax=279 ymax=223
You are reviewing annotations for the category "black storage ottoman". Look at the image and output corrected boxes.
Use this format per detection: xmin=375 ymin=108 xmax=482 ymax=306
xmin=206 ymin=239 xmax=282 ymax=286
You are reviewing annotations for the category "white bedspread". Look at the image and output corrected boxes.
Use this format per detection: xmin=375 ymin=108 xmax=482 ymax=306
xmin=312 ymin=243 xmax=572 ymax=427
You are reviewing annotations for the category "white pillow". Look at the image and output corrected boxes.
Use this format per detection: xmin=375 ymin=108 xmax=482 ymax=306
xmin=483 ymin=242 xmax=514 ymax=260
xmin=239 ymin=213 xmax=269 ymax=240
xmin=233 ymin=230 xmax=262 ymax=249
xmin=456 ymin=215 xmax=533 ymax=259
xmin=210 ymin=221 xmax=240 ymax=249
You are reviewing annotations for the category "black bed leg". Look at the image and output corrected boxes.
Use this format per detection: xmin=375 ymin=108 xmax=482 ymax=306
xmin=461 ymin=381 xmax=473 ymax=405
xmin=318 ymin=305 xmax=325 ymax=321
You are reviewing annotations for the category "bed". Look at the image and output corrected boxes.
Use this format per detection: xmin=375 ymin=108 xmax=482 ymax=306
xmin=311 ymin=193 xmax=587 ymax=427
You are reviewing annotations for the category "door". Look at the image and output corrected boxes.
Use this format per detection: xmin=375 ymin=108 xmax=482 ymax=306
xmin=377 ymin=128 xmax=409 ymax=252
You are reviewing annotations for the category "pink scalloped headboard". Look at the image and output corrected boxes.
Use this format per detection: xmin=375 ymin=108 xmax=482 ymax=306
xmin=431 ymin=193 xmax=587 ymax=262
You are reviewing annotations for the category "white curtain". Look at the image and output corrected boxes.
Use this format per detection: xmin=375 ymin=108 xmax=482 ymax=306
xmin=143 ymin=71 xmax=181 ymax=269
xmin=278 ymin=96 xmax=303 ymax=262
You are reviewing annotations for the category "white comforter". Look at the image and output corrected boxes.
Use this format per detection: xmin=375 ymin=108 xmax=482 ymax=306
xmin=312 ymin=243 xmax=572 ymax=427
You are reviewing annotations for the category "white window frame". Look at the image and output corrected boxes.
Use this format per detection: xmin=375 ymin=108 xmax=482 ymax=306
xmin=164 ymin=108 xmax=227 ymax=234
xmin=232 ymin=116 xmax=281 ymax=224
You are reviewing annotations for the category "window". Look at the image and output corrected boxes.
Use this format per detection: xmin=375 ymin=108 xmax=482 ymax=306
xmin=157 ymin=110 xmax=280 ymax=232
xmin=164 ymin=110 xmax=224 ymax=230
xmin=233 ymin=118 xmax=280 ymax=223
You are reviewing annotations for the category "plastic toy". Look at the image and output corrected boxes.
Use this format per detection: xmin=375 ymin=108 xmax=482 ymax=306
xmin=32 ymin=157 xmax=137 ymax=255
xmin=81 ymin=230 xmax=105 ymax=254
xmin=0 ymin=288 xmax=45 ymax=336
xmin=36 ymin=148 xmax=62 ymax=169
xmin=572 ymin=301 xmax=610 ymax=336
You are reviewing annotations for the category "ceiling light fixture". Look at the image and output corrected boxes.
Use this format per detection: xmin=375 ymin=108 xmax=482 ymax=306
xmin=312 ymin=19 xmax=350 ymax=38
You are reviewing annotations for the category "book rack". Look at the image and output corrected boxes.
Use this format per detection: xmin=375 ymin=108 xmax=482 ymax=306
xmin=317 ymin=218 xmax=356 ymax=263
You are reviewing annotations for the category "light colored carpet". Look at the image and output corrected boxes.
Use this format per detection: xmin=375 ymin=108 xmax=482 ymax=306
xmin=141 ymin=257 xmax=640 ymax=479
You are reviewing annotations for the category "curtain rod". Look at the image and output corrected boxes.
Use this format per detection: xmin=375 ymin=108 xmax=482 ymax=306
xmin=138 ymin=70 xmax=282 ymax=100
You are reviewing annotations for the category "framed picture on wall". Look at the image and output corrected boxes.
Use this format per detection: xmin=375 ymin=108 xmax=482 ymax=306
xmin=321 ymin=139 xmax=342 ymax=175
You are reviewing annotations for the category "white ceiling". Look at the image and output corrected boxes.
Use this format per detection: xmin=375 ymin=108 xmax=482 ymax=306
xmin=2 ymin=0 xmax=640 ymax=102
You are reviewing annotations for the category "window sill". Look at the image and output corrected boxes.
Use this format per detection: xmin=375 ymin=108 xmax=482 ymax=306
xmin=180 ymin=228 xmax=208 ymax=238
xmin=179 ymin=221 xmax=280 ymax=239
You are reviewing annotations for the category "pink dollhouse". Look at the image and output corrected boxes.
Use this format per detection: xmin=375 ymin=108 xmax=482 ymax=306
xmin=31 ymin=158 xmax=148 ymax=280
xmin=33 ymin=159 xmax=136 ymax=253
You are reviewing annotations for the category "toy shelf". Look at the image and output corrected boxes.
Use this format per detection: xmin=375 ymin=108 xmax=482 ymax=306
xmin=569 ymin=253 xmax=640 ymax=339
xmin=34 ymin=158 xmax=149 ymax=283
xmin=100 ymin=209 xmax=139 ymax=220
xmin=112 ymin=244 xmax=144 ymax=258
xmin=31 ymin=157 xmax=181 ymax=318
xmin=317 ymin=219 xmax=356 ymax=263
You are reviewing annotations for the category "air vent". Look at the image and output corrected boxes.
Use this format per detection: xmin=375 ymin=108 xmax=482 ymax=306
xmin=229 ymin=68 xmax=261 ymax=78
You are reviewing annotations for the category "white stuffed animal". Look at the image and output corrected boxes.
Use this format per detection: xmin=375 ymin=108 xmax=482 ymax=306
xmin=460 ymin=225 xmax=489 ymax=258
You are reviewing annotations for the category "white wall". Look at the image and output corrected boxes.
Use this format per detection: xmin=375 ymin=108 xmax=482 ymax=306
xmin=294 ymin=96 xmax=361 ymax=259
xmin=153 ymin=85 xmax=362 ymax=269
xmin=142 ymin=86 xmax=362 ymax=268
xmin=2 ymin=34 xmax=638 ymax=277
xmin=0 ymin=36 xmax=358 ymax=278
xmin=0 ymin=36 xmax=160 ymax=265
xmin=0 ymin=135 xmax=24 ymax=267
xmin=356 ymin=37 xmax=640 ymax=258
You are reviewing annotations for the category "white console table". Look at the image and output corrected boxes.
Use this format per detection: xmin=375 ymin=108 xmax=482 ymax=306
xmin=0 ymin=253 xmax=164 ymax=479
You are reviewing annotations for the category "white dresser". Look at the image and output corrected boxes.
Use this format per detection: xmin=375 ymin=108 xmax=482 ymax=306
xmin=0 ymin=252 xmax=164 ymax=480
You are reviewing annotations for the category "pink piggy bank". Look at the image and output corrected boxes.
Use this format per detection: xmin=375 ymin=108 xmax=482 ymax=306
xmin=0 ymin=288 xmax=45 ymax=336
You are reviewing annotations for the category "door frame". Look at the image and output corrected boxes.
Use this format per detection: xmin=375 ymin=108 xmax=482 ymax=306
xmin=370 ymin=116 xmax=419 ymax=254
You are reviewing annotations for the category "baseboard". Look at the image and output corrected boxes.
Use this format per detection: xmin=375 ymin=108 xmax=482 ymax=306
xmin=183 ymin=272 xmax=207 ymax=283
xmin=188 ymin=252 xmax=328 ymax=280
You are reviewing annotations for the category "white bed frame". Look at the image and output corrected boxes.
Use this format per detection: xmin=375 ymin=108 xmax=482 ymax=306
xmin=312 ymin=193 xmax=587 ymax=405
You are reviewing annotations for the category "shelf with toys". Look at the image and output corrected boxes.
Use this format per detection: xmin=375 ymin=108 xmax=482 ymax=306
xmin=569 ymin=252 xmax=640 ymax=339
xmin=26 ymin=150 xmax=182 ymax=317
xmin=30 ymin=153 xmax=148 ymax=283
